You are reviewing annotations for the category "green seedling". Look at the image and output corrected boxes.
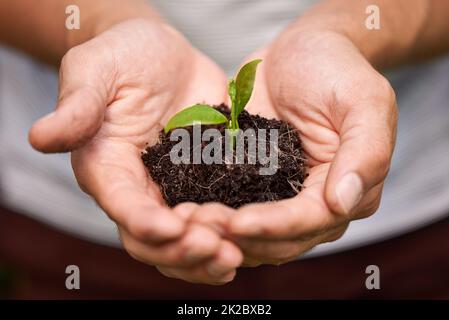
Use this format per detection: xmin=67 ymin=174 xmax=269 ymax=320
xmin=164 ymin=59 xmax=262 ymax=148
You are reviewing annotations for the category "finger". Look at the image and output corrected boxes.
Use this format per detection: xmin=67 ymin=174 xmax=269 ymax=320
xmin=238 ymin=224 xmax=348 ymax=266
xmin=187 ymin=202 xmax=236 ymax=235
xmin=120 ymin=223 xmax=221 ymax=267
xmin=205 ymin=240 xmax=243 ymax=278
xmin=228 ymin=164 xmax=340 ymax=240
xmin=324 ymin=86 xmax=398 ymax=216
xmin=158 ymin=266 xmax=236 ymax=286
xmin=352 ymin=183 xmax=384 ymax=220
xmin=173 ymin=202 xmax=200 ymax=220
xmin=241 ymin=257 xmax=263 ymax=268
xmin=29 ymin=46 xmax=113 ymax=153
xmin=72 ymin=142 xmax=185 ymax=243
xmin=157 ymin=240 xmax=243 ymax=285
xmin=237 ymin=238 xmax=310 ymax=265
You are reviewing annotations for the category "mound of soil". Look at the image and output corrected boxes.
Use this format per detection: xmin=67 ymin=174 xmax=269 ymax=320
xmin=141 ymin=104 xmax=307 ymax=208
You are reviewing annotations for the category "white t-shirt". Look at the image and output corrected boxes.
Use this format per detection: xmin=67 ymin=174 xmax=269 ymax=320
xmin=1 ymin=0 xmax=449 ymax=257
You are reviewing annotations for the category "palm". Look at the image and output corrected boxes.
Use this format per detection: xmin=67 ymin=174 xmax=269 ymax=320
xmin=237 ymin=33 xmax=392 ymax=237
xmin=70 ymin=20 xmax=227 ymax=221
xmin=245 ymin=53 xmax=339 ymax=216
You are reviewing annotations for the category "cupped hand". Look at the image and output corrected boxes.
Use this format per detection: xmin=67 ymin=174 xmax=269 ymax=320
xmin=203 ymin=29 xmax=398 ymax=266
xmin=29 ymin=19 xmax=242 ymax=284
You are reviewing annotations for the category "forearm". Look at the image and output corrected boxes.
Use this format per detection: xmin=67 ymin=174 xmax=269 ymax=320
xmin=291 ymin=0 xmax=449 ymax=68
xmin=0 ymin=0 xmax=161 ymax=65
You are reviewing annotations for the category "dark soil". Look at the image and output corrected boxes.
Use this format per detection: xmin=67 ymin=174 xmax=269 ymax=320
xmin=141 ymin=104 xmax=307 ymax=208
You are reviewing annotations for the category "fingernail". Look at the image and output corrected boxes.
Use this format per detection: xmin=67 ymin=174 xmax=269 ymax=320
xmin=336 ymin=172 xmax=363 ymax=215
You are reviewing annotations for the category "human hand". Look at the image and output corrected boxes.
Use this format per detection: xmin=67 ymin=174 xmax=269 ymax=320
xmin=29 ymin=18 xmax=242 ymax=284
xmin=215 ymin=28 xmax=398 ymax=266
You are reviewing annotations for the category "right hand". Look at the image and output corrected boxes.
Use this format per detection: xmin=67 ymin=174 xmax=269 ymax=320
xmin=224 ymin=29 xmax=397 ymax=266
xmin=29 ymin=18 xmax=242 ymax=284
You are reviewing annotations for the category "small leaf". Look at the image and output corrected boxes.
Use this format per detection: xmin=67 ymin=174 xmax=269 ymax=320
xmin=164 ymin=104 xmax=228 ymax=134
xmin=228 ymin=79 xmax=237 ymax=106
xmin=233 ymin=59 xmax=262 ymax=119
xmin=228 ymin=79 xmax=237 ymax=129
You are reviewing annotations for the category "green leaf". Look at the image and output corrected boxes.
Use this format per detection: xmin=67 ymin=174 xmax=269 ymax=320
xmin=164 ymin=104 xmax=228 ymax=134
xmin=228 ymin=79 xmax=237 ymax=106
xmin=228 ymin=79 xmax=237 ymax=129
xmin=233 ymin=59 xmax=262 ymax=121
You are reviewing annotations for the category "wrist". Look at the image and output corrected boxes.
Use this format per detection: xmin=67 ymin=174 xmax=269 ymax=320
xmin=286 ymin=14 xmax=390 ymax=67
xmin=289 ymin=0 xmax=428 ymax=69
xmin=65 ymin=0 xmax=162 ymax=50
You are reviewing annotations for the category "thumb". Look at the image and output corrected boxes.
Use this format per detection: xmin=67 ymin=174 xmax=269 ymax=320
xmin=29 ymin=51 xmax=109 ymax=153
xmin=324 ymin=100 xmax=397 ymax=216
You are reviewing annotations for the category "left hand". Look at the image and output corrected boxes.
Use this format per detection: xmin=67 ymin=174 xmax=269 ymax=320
xmin=192 ymin=27 xmax=398 ymax=267
xmin=29 ymin=19 xmax=242 ymax=284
